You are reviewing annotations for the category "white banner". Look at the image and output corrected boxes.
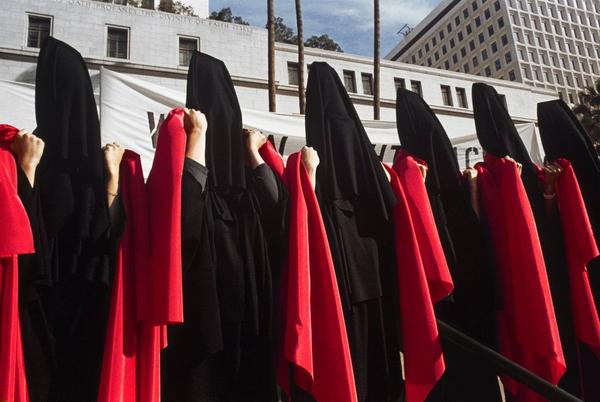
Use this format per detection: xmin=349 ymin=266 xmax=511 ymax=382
xmin=0 ymin=70 xmax=544 ymax=176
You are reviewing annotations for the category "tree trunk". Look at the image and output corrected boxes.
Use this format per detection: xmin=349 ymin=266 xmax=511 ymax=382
xmin=373 ymin=0 xmax=381 ymax=120
xmin=267 ymin=0 xmax=277 ymax=112
xmin=295 ymin=0 xmax=306 ymax=114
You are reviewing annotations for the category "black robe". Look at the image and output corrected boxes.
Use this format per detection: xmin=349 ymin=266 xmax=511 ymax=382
xmin=34 ymin=37 xmax=112 ymax=402
xmin=161 ymin=51 xmax=287 ymax=402
xmin=537 ymin=99 xmax=600 ymax=401
xmin=395 ymin=88 xmax=502 ymax=402
xmin=305 ymin=62 xmax=401 ymax=402
xmin=473 ymin=83 xmax=581 ymax=397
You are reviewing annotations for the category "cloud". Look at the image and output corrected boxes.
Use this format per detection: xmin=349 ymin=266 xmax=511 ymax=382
xmin=208 ymin=0 xmax=441 ymax=56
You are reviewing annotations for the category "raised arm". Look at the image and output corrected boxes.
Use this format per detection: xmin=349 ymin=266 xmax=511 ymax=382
xmin=10 ymin=129 xmax=44 ymax=187
xmin=301 ymin=146 xmax=320 ymax=189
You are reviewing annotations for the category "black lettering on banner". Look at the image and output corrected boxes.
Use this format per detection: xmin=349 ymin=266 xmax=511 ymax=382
xmin=267 ymin=134 xmax=289 ymax=155
xmin=147 ymin=112 xmax=165 ymax=149
xmin=376 ymin=144 xmax=388 ymax=161
xmin=465 ymin=147 xmax=480 ymax=168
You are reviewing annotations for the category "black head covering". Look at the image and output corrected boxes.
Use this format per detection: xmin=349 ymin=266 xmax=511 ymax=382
xmin=472 ymin=83 xmax=543 ymax=212
xmin=34 ymin=37 xmax=111 ymax=401
xmin=305 ymin=62 xmax=395 ymax=219
xmin=35 ymin=36 xmax=109 ymax=281
xmin=538 ymin=100 xmax=600 ymax=236
xmin=186 ymin=51 xmax=245 ymax=191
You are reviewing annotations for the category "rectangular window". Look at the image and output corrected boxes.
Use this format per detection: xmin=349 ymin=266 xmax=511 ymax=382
xmin=394 ymin=77 xmax=406 ymax=91
xmin=450 ymin=38 xmax=455 ymax=48
xmin=107 ymin=26 xmax=129 ymax=59
xmin=495 ymin=59 xmax=502 ymax=71
xmin=456 ymin=87 xmax=468 ymax=108
xmin=452 ymin=54 xmax=458 ymax=64
xmin=491 ymin=42 xmax=498 ymax=53
xmin=441 ymin=85 xmax=453 ymax=106
xmin=432 ymin=36 xmax=437 ymax=46
xmin=509 ymin=70 xmax=516 ymax=81
xmin=473 ymin=56 xmax=479 ymax=66
xmin=434 ymin=51 xmax=440 ymax=61
xmin=466 ymin=24 xmax=473 ymax=34
xmin=27 ymin=14 xmax=51 ymax=48
xmin=458 ymin=31 xmax=464 ymax=41
xmin=485 ymin=9 xmax=491 ymax=19
xmin=479 ymin=33 xmax=485 ymax=44
xmin=498 ymin=17 xmax=505 ymax=28
xmin=361 ymin=73 xmax=373 ymax=96
xmin=464 ymin=9 xmax=469 ymax=18
xmin=425 ymin=43 xmax=430 ymax=52
xmin=445 ymin=60 xmax=450 ymax=69
xmin=476 ymin=16 xmax=482 ymax=27
xmin=410 ymin=80 xmax=423 ymax=97
xmin=461 ymin=47 xmax=467 ymax=57
xmin=463 ymin=63 xmax=470 ymax=73
xmin=505 ymin=51 xmax=512 ymax=63
xmin=501 ymin=34 xmax=508 ymax=46
xmin=472 ymin=1 xmax=478 ymax=11
xmin=485 ymin=66 xmax=492 ymax=76
xmin=343 ymin=70 xmax=356 ymax=93
xmin=482 ymin=49 xmax=488 ymax=60
xmin=455 ymin=16 xmax=461 ymax=26
xmin=179 ymin=36 xmax=198 ymax=67
xmin=442 ymin=45 xmax=447 ymax=55
xmin=287 ymin=62 xmax=299 ymax=85
xmin=469 ymin=40 xmax=476 ymax=51
xmin=447 ymin=23 xmax=453 ymax=33
xmin=494 ymin=1 xmax=501 ymax=11
xmin=488 ymin=25 xmax=495 ymax=36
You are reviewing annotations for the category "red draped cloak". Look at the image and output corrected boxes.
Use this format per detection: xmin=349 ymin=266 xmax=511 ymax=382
xmin=475 ymin=154 xmax=565 ymax=402
xmin=0 ymin=124 xmax=33 ymax=402
xmin=98 ymin=109 xmax=186 ymax=402
xmin=383 ymin=163 xmax=445 ymax=402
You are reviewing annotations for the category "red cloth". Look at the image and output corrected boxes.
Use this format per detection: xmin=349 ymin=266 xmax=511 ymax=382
xmin=475 ymin=154 xmax=565 ymax=402
xmin=146 ymin=109 xmax=186 ymax=327
xmin=0 ymin=124 xmax=33 ymax=402
xmin=98 ymin=151 xmax=161 ymax=402
xmin=552 ymin=159 xmax=600 ymax=357
xmin=260 ymin=143 xmax=358 ymax=402
xmin=383 ymin=163 xmax=445 ymax=402
xmin=98 ymin=108 xmax=185 ymax=402
xmin=393 ymin=150 xmax=454 ymax=303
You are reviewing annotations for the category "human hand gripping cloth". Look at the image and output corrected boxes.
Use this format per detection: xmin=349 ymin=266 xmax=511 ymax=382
xmin=392 ymin=150 xmax=454 ymax=303
xmin=261 ymin=141 xmax=358 ymax=402
xmin=551 ymin=159 xmax=600 ymax=357
xmin=0 ymin=124 xmax=33 ymax=402
xmin=475 ymin=154 xmax=565 ymax=402
xmin=145 ymin=109 xmax=186 ymax=328
xmin=383 ymin=162 xmax=445 ymax=402
xmin=98 ymin=150 xmax=164 ymax=402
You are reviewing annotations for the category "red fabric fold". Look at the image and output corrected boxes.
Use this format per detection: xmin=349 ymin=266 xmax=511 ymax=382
xmin=0 ymin=124 xmax=33 ymax=402
xmin=393 ymin=150 xmax=454 ymax=303
xmin=99 ymin=108 xmax=186 ymax=402
xmin=146 ymin=108 xmax=186 ymax=327
xmin=383 ymin=163 xmax=445 ymax=402
xmin=552 ymin=159 xmax=600 ymax=357
xmin=98 ymin=150 xmax=159 ymax=402
xmin=261 ymin=143 xmax=358 ymax=402
xmin=475 ymin=154 xmax=565 ymax=402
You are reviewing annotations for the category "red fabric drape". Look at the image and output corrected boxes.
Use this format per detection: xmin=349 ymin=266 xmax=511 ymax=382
xmin=98 ymin=150 xmax=158 ymax=402
xmin=146 ymin=109 xmax=186 ymax=328
xmin=383 ymin=163 xmax=445 ymax=402
xmin=260 ymin=143 xmax=358 ymax=402
xmin=552 ymin=159 xmax=600 ymax=357
xmin=98 ymin=108 xmax=185 ymax=402
xmin=393 ymin=150 xmax=454 ymax=303
xmin=475 ymin=154 xmax=565 ymax=402
xmin=0 ymin=124 xmax=33 ymax=402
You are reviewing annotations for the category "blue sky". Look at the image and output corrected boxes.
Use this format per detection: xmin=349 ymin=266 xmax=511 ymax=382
xmin=209 ymin=0 xmax=443 ymax=57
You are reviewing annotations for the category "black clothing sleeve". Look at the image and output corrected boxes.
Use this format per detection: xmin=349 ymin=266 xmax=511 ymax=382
xmin=184 ymin=157 xmax=208 ymax=189
xmin=250 ymin=163 xmax=280 ymax=211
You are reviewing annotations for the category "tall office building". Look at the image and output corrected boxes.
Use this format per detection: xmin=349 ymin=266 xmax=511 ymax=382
xmin=386 ymin=0 xmax=600 ymax=104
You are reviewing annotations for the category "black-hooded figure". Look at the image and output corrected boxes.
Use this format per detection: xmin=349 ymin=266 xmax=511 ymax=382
xmin=472 ymin=83 xmax=582 ymax=397
xmin=538 ymin=100 xmax=600 ymax=300
xmin=305 ymin=62 xmax=402 ymax=402
xmin=395 ymin=88 xmax=502 ymax=402
xmin=33 ymin=37 xmax=113 ymax=401
xmin=161 ymin=51 xmax=287 ymax=402
xmin=538 ymin=99 xmax=600 ymax=401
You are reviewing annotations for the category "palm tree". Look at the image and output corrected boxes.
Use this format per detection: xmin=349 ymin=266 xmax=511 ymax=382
xmin=267 ymin=0 xmax=277 ymax=112
xmin=574 ymin=78 xmax=600 ymax=154
xmin=373 ymin=0 xmax=381 ymax=120
xmin=295 ymin=0 xmax=306 ymax=114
